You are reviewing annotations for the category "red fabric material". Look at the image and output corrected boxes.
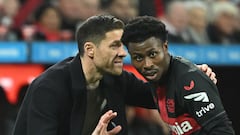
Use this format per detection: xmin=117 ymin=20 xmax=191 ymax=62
xmin=13 ymin=0 xmax=43 ymax=29
xmin=154 ymin=0 xmax=164 ymax=17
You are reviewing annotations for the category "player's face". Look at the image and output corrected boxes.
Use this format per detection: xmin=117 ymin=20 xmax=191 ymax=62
xmin=94 ymin=29 xmax=127 ymax=75
xmin=128 ymin=37 xmax=169 ymax=82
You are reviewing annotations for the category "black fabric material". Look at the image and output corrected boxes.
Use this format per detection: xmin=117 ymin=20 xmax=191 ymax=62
xmin=12 ymin=53 xmax=156 ymax=135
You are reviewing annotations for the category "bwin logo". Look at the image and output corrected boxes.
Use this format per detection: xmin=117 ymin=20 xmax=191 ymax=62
xmin=184 ymin=92 xmax=209 ymax=102
xmin=170 ymin=121 xmax=193 ymax=135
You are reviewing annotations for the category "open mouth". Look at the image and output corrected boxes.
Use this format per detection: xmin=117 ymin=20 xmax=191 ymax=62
xmin=143 ymin=71 xmax=158 ymax=80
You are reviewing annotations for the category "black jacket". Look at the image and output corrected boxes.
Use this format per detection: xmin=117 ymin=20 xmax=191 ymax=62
xmin=13 ymin=54 xmax=156 ymax=135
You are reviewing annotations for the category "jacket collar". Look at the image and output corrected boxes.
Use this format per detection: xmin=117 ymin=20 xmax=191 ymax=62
xmin=69 ymin=53 xmax=87 ymax=98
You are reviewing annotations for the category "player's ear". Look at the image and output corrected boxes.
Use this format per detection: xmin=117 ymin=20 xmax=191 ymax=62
xmin=84 ymin=42 xmax=95 ymax=58
xmin=163 ymin=41 xmax=168 ymax=52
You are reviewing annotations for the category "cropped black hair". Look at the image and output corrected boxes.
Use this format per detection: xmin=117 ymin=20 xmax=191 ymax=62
xmin=76 ymin=14 xmax=124 ymax=56
xmin=121 ymin=16 xmax=168 ymax=48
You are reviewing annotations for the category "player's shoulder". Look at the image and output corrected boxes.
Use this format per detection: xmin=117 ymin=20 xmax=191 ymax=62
xmin=171 ymin=56 xmax=199 ymax=76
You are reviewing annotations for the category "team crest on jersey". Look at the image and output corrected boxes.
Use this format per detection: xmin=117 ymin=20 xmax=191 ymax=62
xmin=167 ymin=99 xmax=175 ymax=113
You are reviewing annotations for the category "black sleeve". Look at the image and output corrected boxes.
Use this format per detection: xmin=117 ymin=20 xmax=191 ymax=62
xmin=178 ymin=70 xmax=235 ymax=134
xmin=13 ymin=79 xmax=65 ymax=135
xmin=122 ymin=71 xmax=157 ymax=109
xmin=199 ymin=113 xmax=235 ymax=134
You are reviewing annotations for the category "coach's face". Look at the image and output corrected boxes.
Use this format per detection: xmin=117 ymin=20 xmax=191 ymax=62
xmin=128 ymin=37 xmax=170 ymax=83
xmin=94 ymin=29 xmax=127 ymax=75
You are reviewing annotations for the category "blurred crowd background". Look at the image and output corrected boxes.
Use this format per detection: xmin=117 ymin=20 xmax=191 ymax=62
xmin=0 ymin=0 xmax=240 ymax=44
xmin=0 ymin=0 xmax=240 ymax=135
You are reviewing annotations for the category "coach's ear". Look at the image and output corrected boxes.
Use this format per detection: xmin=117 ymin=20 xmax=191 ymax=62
xmin=84 ymin=42 xmax=94 ymax=58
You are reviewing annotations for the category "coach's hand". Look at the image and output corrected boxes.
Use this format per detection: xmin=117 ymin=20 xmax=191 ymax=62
xmin=197 ymin=64 xmax=217 ymax=84
xmin=92 ymin=110 xmax=122 ymax=135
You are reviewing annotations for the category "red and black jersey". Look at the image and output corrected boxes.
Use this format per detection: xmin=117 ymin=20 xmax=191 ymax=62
xmin=155 ymin=56 xmax=235 ymax=135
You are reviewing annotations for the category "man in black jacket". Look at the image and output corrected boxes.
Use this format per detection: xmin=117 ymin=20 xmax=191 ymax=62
xmin=13 ymin=14 xmax=217 ymax=135
xmin=121 ymin=16 xmax=235 ymax=135
xmin=12 ymin=14 xmax=157 ymax=135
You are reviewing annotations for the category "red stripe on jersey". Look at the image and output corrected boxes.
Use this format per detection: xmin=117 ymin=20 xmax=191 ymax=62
xmin=157 ymin=87 xmax=201 ymax=135
xmin=157 ymin=86 xmax=168 ymax=121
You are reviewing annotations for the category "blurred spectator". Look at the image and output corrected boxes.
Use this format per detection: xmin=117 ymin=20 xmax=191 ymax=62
xmin=207 ymin=1 xmax=239 ymax=44
xmin=20 ymin=24 xmax=36 ymax=41
xmin=0 ymin=0 xmax=19 ymax=27
xmin=159 ymin=1 xmax=189 ymax=43
xmin=184 ymin=1 xmax=210 ymax=45
xmin=100 ymin=0 xmax=139 ymax=23
xmin=77 ymin=0 xmax=100 ymax=21
xmin=0 ymin=24 xmax=18 ymax=41
xmin=233 ymin=1 xmax=240 ymax=43
xmin=12 ymin=0 xmax=44 ymax=30
xmin=0 ymin=0 xmax=20 ymax=41
xmin=31 ymin=3 xmax=73 ymax=41
xmin=56 ymin=0 xmax=100 ymax=33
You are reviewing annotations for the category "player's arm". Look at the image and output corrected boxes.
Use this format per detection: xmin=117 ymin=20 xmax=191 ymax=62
xmin=179 ymin=71 xmax=235 ymax=134
xmin=122 ymin=71 xmax=156 ymax=109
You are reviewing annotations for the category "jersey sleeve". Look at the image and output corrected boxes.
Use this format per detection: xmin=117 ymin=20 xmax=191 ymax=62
xmin=177 ymin=70 xmax=233 ymax=132
xmin=122 ymin=70 xmax=157 ymax=109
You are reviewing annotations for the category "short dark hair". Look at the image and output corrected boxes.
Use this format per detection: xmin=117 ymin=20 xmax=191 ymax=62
xmin=76 ymin=14 xmax=124 ymax=56
xmin=121 ymin=16 xmax=168 ymax=48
